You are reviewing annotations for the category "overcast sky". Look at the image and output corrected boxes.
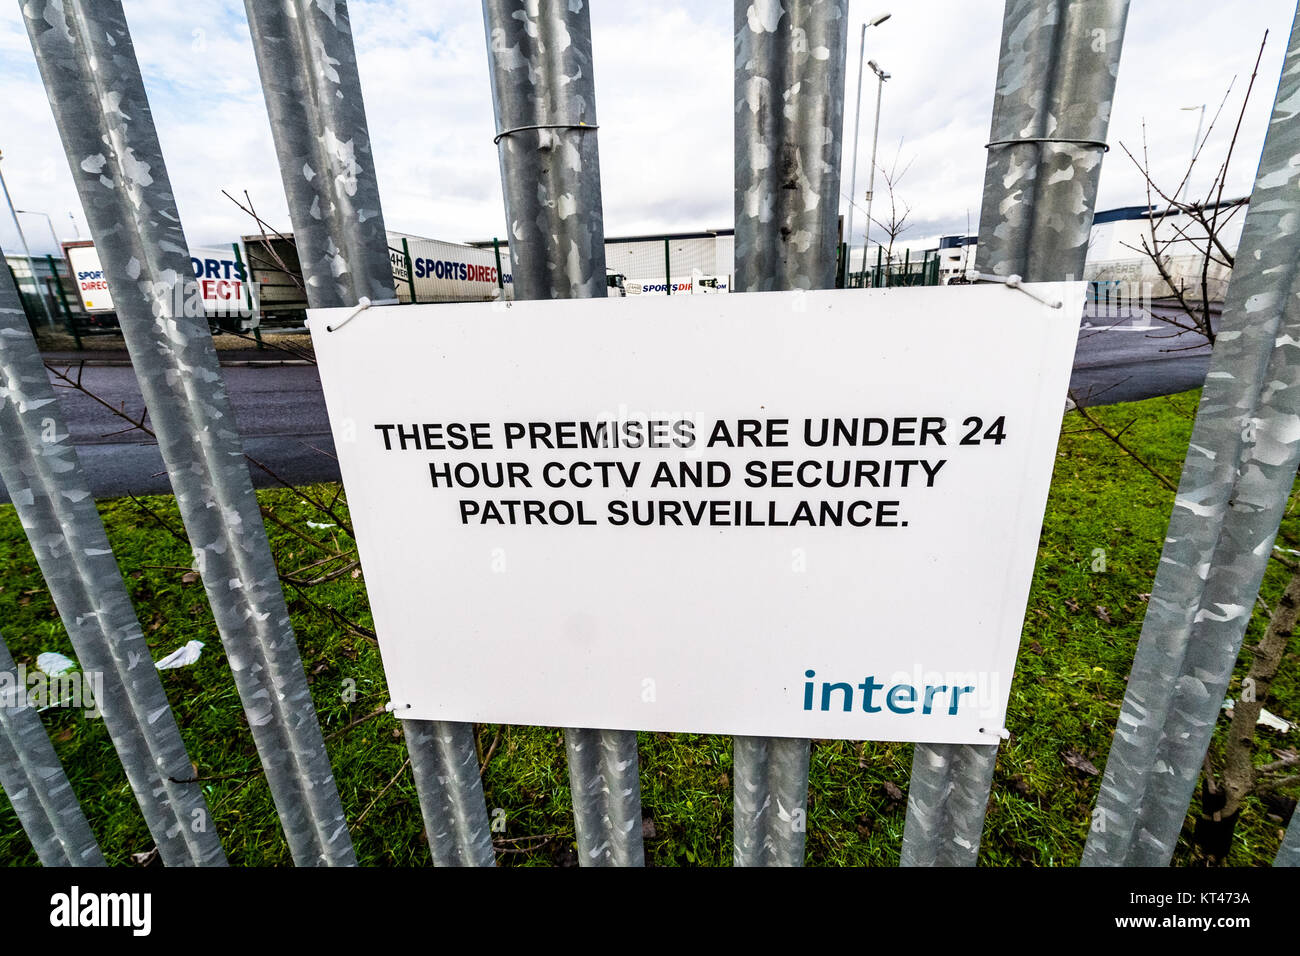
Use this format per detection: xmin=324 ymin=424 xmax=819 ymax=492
xmin=0 ymin=1 xmax=1295 ymax=257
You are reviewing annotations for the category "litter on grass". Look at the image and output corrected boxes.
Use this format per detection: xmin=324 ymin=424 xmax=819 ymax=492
xmin=155 ymin=640 xmax=204 ymax=670
xmin=35 ymin=651 xmax=77 ymax=676
xmin=1222 ymin=698 xmax=1292 ymax=733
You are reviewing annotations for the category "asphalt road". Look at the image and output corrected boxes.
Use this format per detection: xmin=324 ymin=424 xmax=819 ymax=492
xmin=1071 ymin=307 xmax=1211 ymax=405
xmin=5 ymin=317 xmax=1213 ymax=501
xmin=27 ymin=362 xmax=340 ymax=501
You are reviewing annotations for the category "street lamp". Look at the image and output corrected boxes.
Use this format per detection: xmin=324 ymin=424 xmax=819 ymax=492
xmin=16 ymin=209 xmax=62 ymax=253
xmin=1177 ymin=103 xmax=1206 ymax=205
xmin=862 ymin=59 xmax=890 ymax=282
xmin=845 ymin=12 xmax=891 ymax=287
xmin=17 ymin=209 xmax=67 ymax=325
xmin=0 ymin=149 xmax=57 ymax=329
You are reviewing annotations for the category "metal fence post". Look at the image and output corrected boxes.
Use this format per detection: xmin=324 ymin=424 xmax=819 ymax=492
xmin=735 ymin=0 xmax=847 ymax=295
xmin=733 ymin=0 xmax=848 ymax=866
xmin=1084 ymin=6 xmax=1300 ymax=867
xmin=23 ymin=0 xmax=352 ymax=867
xmin=901 ymin=0 xmax=1128 ymax=867
xmin=1278 ymin=813 xmax=1300 ymax=867
xmin=970 ymin=0 xmax=1130 ymax=280
xmin=0 ymin=634 xmax=104 ymax=867
xmin=244 ymin=0 xmax=396 ymax=308
xmin=483 ymin=0 xmax=610 ymax=301
xmin=483 ymin=0 xmax=644 ymax=867
xmin=400 ymin=237 xmax=417 ymax=303
xmin=244 ymin=0 xmax=494 ymax=868
xmin=0 ymin=249 xmax=223 ymax=867
xmin=405 ymin=721 xmax=495 ymax=866
xmin=45 ymin=254 xmax=81 ymax=348
xmin=229 ymin=241 xmax=262 ymax=347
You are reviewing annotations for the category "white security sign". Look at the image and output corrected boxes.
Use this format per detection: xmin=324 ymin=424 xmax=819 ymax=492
xmin=309 ymin=283 xmax=1083 ymax=744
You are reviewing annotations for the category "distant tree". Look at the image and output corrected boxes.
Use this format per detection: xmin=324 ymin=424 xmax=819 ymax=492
xmin=867 ymin=141 xmax=914 ymax=284
xmin=1117 ymin=32 xmax=1267 ymax=346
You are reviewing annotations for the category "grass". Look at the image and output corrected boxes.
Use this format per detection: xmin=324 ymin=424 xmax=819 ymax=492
xmin=0 ymin=387 xmax=1296 ymax=866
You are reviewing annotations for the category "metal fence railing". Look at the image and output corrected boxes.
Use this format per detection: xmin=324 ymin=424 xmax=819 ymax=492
xmin=845 ymin=246 xmax=943 ymax=289
xmin=0 ymin=0 xmax=1297 ymax=868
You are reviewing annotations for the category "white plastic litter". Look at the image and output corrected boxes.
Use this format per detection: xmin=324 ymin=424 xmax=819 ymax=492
xmin=35 ymin=651 xmax=77 ymax=676
xmin=1258 ymin=708 xmax=1291 ymax=733
xmin=155 ymin=640 xmax=205 ymax=670
xmin=1222 ymin=697 xmax=1292 ymax=733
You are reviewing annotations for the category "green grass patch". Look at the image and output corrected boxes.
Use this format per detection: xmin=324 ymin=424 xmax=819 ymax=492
xmin=0 ymin=387 xmax=1295 ymax=866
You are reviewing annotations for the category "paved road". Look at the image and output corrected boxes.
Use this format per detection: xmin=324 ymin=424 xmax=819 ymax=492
xmin=1071 ymin=308 xmax=1211 ymax=405
xmin=25 ymin=363 xmax=340 ymax=500
xmin=5 ymin=318 xmax=1213 ymax=501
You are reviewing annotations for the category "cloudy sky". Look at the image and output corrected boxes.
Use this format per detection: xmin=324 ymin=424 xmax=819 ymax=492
xmin=0 ymin=1 xmax=1295 ymax=258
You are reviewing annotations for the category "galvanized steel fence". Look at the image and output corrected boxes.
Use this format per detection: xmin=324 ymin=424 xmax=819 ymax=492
xmin=0 ymin=0 xmax=1296 ymax=867
xmin=1083 ymin=3 xmax=1300 ymax=867
xmin=23 ymin=0 xmax=352 ymax=867
xmin=731 ymin=0 xmax=847 ymax=868
xmin=903 ymin=0 xmax=1131 ymax=867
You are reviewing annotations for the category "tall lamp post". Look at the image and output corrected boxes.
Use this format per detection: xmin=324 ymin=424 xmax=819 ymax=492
xmin=845 ymin=12 xmax=891 ymax=287
xmin=0 ymin=149 xmax=57 ymax=329
xmin=862 ymin=59 xmax=890 ymax=283
xmin=17 ymin=208 xmax=62 ymax=253
xmin=18 ymin=209 xmax=67 ymax=330
xmin=1177 ymin=103 xmax=1206 ymax=205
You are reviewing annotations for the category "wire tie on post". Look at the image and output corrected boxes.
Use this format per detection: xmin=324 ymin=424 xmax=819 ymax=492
xmin=978 ymin=726 xmax=1011 ymax=740
xmin=971 ymin=273 xmax=1063 ymax=310
xmin=384 ymin=701 xmax=412 ymax=715
xmin=985 ymin=137 xmax=1110 ymax=152
xmin=493 ymin=122 xmax=600 ymax=145
xmin=325 ymin=296 xmax=398 ymax=333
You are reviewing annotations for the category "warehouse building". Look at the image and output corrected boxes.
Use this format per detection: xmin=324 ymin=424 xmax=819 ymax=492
xmin=468 ymin=228 xmax=735 ymax=296
xmin=924 ymin=197 xmax=1246 ymax=300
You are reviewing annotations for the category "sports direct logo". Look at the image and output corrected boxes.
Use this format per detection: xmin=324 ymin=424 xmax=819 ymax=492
xmin=69 ymin=248 xmax=254 ymax=315
xmin=190 ymin=255 xmax=251 ymax=311
xmin=413 ymin=256 xmax=509 ymax=285
xmin=632 ymin=281 xmax=692 ymax=293
xmin=389 ymin=248 xmax=514 ymax=287
xmin=75 ymin=268 xmax=110 ymax=308
xmin=624 ymin=277 xmax=729 ymax=295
